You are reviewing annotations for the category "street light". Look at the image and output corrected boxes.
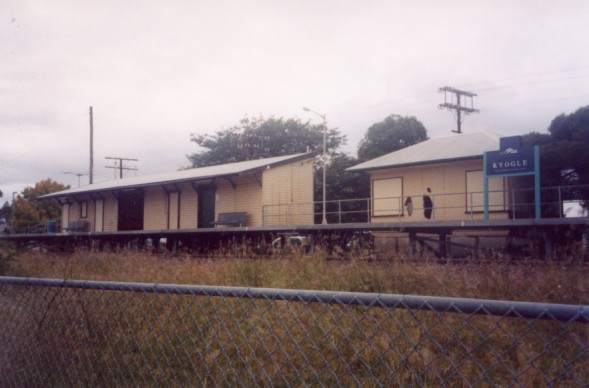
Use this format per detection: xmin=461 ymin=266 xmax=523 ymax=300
xmin=303 ymin=107 xmax=328 ymax=225
xmin=11 ymin=192 xmax=16 ymax=235
xmin=64 ymin=171 xmax=87 ymax=187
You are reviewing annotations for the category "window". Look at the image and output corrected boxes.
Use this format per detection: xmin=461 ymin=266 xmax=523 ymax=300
xmin=372 ymin=178 xmax=403 ymax=216
xmin=80 ymin=201 xmax=88 ymax=218
xmin=466 ymin=170 xmax=505 ymax=212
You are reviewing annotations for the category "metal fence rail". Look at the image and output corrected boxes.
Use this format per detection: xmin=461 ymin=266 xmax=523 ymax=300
xmin=262 ymin=184 xmax=589 ymax=225
xmin=1 ymin=277 xmax=587 ymax=386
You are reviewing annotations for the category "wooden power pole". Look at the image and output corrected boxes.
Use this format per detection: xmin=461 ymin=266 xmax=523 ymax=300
xmin=105 ymin=156 xmax=138 ymax=179
xmin=89 ymin=106 xmax=94 ymax=184
xmin=438 ymin=87 xmax=480 ymax=134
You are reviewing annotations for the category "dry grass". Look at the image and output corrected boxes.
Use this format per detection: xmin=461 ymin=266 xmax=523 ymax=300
xmin=1 ymin=248 xmax=588 ymax=386
xmin=6 ymin=248 xmax=588 ymax=304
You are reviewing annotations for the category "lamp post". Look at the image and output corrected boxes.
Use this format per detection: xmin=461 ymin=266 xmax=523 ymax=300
xmin=303 ymin=107 xmax=328 ymax=225
xmin=11 ymin=192 xmax=16 ymax=235
xmin=64 ymin=171 xmax=87 ymax=187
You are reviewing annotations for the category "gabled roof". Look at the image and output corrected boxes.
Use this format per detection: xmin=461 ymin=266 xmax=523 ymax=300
xmin=348 ymin=132 xmax=501 ymax=172
xmin=41 ymin=152 xmax=315 ymax=199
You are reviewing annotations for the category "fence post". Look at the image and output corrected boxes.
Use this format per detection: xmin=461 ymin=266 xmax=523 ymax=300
xmin=511 ymin=189 xmax=516 ymax=219
xmin=409 ymin=232 xmax=416 ymax=256
xmin=469 ymin=192 xmax=473 ymax=220
xmin=338 ymin=200 xmax=342 ymax=224
xmin=558 ymin=186 xmax=562 ymax=218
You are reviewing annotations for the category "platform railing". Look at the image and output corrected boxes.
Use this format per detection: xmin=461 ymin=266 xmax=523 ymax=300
xmin=262 ymin=184 xmax=588 ymax=225
xmin=3 ymin=220 xmax=61 ymax=235
xmin=6 ymin=185 xmax=588 ymax=233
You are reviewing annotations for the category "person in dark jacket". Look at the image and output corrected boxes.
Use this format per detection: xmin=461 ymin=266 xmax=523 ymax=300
xmin=423 ymin=188 xmax=433 ymax=220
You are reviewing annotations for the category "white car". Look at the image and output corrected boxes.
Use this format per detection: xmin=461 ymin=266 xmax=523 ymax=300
xmin=272 ymin=235 xmax=306 ymax=249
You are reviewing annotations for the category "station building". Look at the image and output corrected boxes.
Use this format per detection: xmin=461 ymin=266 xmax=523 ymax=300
xmin=41 ymin=153 xmax=316 ymax=233
xmin=347 ymin=132 xmax=537 ymax=254
xmin=348 ymin=132 xmax=530 ymax=223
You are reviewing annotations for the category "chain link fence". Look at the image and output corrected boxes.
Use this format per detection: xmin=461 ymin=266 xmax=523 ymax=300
xmin=0 ymin=276 xmax=587 ymax=386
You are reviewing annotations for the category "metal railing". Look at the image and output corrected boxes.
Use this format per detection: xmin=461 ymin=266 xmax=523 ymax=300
xmin=4 ymin=220 xmax=61 ymax=235
xmin=1 ymin=277 xmax=587 ymax=386
xmin=262 ymin=184 xmax=589 ymax=225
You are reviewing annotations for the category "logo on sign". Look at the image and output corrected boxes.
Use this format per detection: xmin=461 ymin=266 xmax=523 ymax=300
xmin=501 ymin=148 xmax=518 ymax=155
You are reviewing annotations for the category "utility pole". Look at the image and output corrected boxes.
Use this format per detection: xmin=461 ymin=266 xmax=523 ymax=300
xmin=105 ymin=156 xmax=138 ymax=179
xmin=11 ymin=192 xmax=16 ymax=234
xmin=89 ymin=106 xmax=94 ymax=184
xmin=438 ymin=86 xmax=480 ymax=134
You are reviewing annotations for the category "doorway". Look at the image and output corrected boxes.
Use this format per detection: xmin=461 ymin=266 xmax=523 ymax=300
xmin=198 ymin=186 xmax=216 ymax=228
xmin=117 ymin=189 xmax=144 ymax=231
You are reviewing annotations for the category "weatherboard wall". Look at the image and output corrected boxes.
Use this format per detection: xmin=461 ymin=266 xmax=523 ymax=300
xmin=143 ymin=186 xmax=168 ymax=230
xmin=262 ymin=159 xmax=314 ymax=225
xmin=103 ymin=193 xmax=118 ymax=232
xmin=369 ymin=159 xmax=510 ymax=223
xmin=213 ymin=175 xmax=263 ymax=227
xmin=178 ymin=183 xmax=198 ymax=229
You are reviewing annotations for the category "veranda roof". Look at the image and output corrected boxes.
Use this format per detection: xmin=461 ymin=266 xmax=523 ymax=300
xmin=41 ymin=152 xmax=315 ymax=199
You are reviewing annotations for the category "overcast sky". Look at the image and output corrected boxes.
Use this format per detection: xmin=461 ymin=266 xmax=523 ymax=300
xmin=2 ymin=0 xmax=589 ymax=202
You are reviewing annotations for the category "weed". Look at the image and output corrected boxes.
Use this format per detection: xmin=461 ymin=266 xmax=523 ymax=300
xmin=5 ymin=249 xmax=588 ymax=304
xmin=0 ymin=241 xmax=17 ymax=275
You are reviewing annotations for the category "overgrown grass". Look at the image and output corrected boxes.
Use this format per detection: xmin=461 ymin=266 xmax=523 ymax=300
xmin=6 ymin=248 xmax=588 ymax=304
xmin=0 ymin=241 xmax=17 ymax=275
xmin=1 ymin=249 xmax=587 ymax=385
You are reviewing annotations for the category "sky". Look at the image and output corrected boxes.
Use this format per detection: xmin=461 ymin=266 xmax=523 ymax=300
xmin=2 ymin=0 xmax=589 ymax=203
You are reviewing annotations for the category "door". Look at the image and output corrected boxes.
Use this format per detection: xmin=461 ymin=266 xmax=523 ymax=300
xmin=95 ymin=199 xmax=104 ymax=232
xmin=118 ymin=189 xmax=145 ymax=231
xmin=198 ymin=187 xmax=216 ymax=228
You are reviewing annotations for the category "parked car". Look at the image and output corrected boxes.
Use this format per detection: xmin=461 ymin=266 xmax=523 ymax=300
xmin=272 ymin=234 xmax=306 ymax=249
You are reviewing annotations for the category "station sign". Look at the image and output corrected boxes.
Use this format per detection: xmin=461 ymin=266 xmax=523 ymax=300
xmin=485 ymin=136 xmax=535 ymax=176
xmin=483 ymin=135 xmax=540 ymax=220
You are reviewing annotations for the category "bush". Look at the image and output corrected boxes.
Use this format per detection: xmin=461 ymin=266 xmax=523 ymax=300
xmin=0 ymin=241 xmax=16 ymax=275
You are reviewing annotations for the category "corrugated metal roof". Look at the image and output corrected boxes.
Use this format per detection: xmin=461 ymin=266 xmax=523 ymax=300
xmin=41 ymin=152 xmax=314 ymax=199
xmin=348 ymin=132 xmax=501 ymax=171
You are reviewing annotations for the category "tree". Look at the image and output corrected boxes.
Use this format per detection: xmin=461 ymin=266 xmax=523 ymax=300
xmin=522 ymin=106 xmax=589 ymax=218
xmin=12 ymin=179 xmax=69 ymax=232
xmin=0 ymin=202 xmax=9 ymax=220
xmin=357 ymin=115 xmax=428 ymax=162
xmin=547 ymin=106 xmax=589 ymax=144
xmin=524 ymin=106 xmax=589 ymax=187
xmin=188 ymin=116 xmax=346 ymax=167
xmin=545 ymin=106 xmax=589 ymax=186
xmin=323 ymin=153 xmax=370 ymax=200
xmin=320 ymin=153 xmax=370 ymax=223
